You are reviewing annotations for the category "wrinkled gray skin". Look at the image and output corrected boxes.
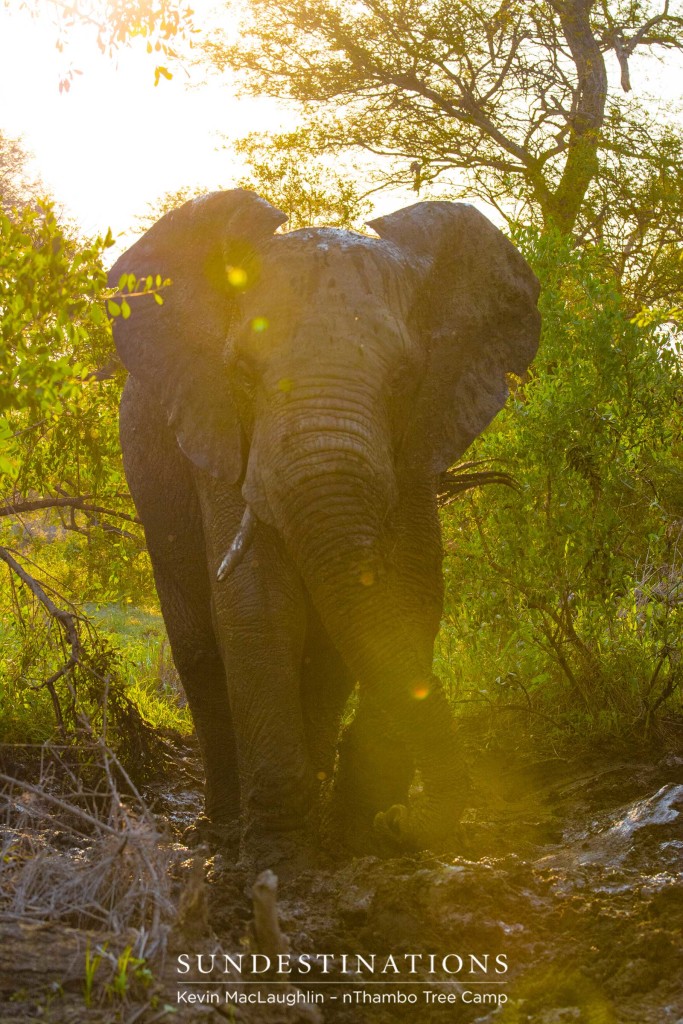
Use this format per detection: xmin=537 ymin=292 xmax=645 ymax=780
xmin=110 ymin=190 xmax=540 ymax=873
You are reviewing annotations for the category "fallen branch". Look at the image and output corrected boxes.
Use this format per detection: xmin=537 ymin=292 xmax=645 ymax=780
xmin=0 ymin=749 xmax=177 ymax=953
xmin=0 ymin=771 xmax=119 ymax=836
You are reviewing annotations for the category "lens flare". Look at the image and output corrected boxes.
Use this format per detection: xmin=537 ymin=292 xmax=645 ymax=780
xmin=226 ymin=265 xmax=248 ymax=288
xmin=251 ymin=316 xmax=269 ymax=332
xmin=412 ymin=682 xmax=430 ymax=700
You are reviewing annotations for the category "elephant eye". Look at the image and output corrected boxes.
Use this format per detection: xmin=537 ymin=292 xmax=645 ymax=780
xmin=230 ymin=355 xmax=258 ymax=399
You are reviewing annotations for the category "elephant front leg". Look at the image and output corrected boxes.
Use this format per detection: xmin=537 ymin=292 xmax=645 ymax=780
xmin=151 ymin=566 xmax=240 ymax=842
xmin=118 ymin=381 xmax=240 ymax=846
xmin=205 ymin=495 xmax=317 ymax=874
xmin=371 ymin=676 xmax=470 ymax=851
xmin=297 ymin=610 xmax=416 ymax=855
xmin=366 ymin=491 xmax=469 ymax=851
xmin=333 ymin=696 xmax=414 ymax=853
xmin=221 ymin=617 xmax=317 ymax=873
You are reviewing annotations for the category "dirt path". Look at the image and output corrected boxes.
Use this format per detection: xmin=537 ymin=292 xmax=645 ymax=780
xmin=1 ymin=744 xmax=682 ymax=1023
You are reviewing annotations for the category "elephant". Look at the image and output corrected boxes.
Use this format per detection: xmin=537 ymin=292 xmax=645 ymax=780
xmin=109 ymin=189 xmax=540 ymax=873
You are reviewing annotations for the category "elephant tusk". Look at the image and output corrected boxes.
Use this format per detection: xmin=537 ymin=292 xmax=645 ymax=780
xmin=216 ymin=505 xmax=257 ymax=581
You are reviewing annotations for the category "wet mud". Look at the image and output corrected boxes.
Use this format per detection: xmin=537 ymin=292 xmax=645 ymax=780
xmin=1 ymin=743 xmax=682 ymax=1023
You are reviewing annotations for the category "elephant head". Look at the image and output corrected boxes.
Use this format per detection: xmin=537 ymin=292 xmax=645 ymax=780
xmin=110 ymin=189 xmax=540 ymax=853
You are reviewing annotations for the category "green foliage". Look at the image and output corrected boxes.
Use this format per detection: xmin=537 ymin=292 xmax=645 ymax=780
xmin=0 ymin=563 xmax=190 ymax=746
xmin=87 ymin=603 xmax=191 ymax=734
xmin=438 ymin=231 xmax=683 ymax=745
xmin=210 ymin=0 xmax=683 ymax=304
xmin=0 ymin=199 xmax=156 ymax=633
xmin=0 ymin=204 xmax=113 ymax=474
xmin=235 ymin=130 xmax=372 ymax=229
xmin=0 ymin=199 xmax=184 ymax=759
xmin=632 ymin=251 xmax=683 ymax=328
xmin=105 ymin=945 xmax=153 ymax=1002
xmin=579 ymin=107 xmax=683 ymax=310
xmin=84 ymin=940 xmax=106 ymax=1009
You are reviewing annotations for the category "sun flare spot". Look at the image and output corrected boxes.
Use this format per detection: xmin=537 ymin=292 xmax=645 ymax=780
xmin=226 ymin=265 xmax=248 ymax=288
xmin=251 ymin=316 xmax=269 ymax=332
xmin=412 ymin=682 xmax=431 ymax=700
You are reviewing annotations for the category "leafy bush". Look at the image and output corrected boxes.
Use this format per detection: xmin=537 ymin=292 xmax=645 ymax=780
xmin=439 ymin=230 xmax=683 ymax=746
xmin=0 ymin=201 xmax=185 ymax=759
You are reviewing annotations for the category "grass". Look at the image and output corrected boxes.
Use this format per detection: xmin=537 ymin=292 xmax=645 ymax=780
xmin=0 ymin=526 xmax=193 ymax=745
xmin=0 ymin=587 xmax=191 ymax=747
xmin=85 ymin=603 xmax=192 ymax=735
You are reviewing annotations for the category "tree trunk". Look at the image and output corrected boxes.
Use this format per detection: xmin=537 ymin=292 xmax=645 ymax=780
xmin=545 ymin=0 xmax=608 ymax=234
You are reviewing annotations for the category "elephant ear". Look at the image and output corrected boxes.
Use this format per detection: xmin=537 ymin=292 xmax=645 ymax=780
xmin=368 ymin=201 xmax=540 ymax=474
xmin=108 ymin=189 xmax=287 ymax=480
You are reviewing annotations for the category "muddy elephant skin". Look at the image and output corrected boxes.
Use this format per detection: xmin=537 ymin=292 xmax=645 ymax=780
xmin=110 ymin=190 xmax=540 ymax=871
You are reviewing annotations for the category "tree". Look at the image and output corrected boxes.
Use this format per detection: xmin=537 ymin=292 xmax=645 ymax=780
xmin=13 ymin=0 xmax=195 ymax=89
xmin=207 ymin=0 xmax=683 ymax=301
xmin=0 ymin=131 xmax=42 ymax=213
xmin=140 ymin=139 xmax=371 ymax=232
xmin=233 ymin=130 xmax=372 ymax=229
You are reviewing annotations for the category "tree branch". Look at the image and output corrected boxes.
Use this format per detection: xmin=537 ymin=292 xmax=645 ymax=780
xmin=545 ymin=0 xmax=608 ymax=232
xmin=0 ymin=495 xmax=141 ymax=525
xmin=0 ymin=546 xmax=84 ymax=731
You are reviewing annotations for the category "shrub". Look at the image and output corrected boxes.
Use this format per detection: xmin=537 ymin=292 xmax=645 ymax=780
xmin=439 ymin=230 xmax=683 ymax=746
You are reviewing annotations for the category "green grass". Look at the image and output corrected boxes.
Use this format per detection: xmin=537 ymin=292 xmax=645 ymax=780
xmin=0 ymin=590 xmax=192 ymax=746
xmin=86 ymin=603 xmax=193 ymax=735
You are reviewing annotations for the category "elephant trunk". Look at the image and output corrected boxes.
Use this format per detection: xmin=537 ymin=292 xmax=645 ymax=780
xmin=244 ymin=387 xmax=464 ymax=793
xmin=285 ymin=473 xmax=463 ymax=795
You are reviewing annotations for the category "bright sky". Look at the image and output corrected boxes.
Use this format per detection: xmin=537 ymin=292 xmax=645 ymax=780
xmin=0 ymin=2 xmax=682 ymax=251
xmin=0 ymin=1 xmax=286 ymax=243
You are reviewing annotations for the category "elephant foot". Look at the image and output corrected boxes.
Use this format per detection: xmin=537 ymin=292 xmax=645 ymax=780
xmin=184 ymin=815 xmax=240 ymax=854
xmin=373 ymin=793 xmax=466 ymax=853
xmin=326 ymin=778 xmax=413 ymax=857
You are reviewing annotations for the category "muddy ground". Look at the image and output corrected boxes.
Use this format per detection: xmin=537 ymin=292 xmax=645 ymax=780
xmin=1 ymin=737 xmax=682 ymax=1024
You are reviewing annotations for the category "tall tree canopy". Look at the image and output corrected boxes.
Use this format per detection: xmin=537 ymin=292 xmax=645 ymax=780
xmin=208 ymin=0 xmax=683 ymax=304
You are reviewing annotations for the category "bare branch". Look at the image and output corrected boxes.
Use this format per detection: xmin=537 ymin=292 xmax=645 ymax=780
xmin=0 ymin=495 xmax=140 ymax=525
xmin=0 ymin=547 xmax=83 ymax=730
